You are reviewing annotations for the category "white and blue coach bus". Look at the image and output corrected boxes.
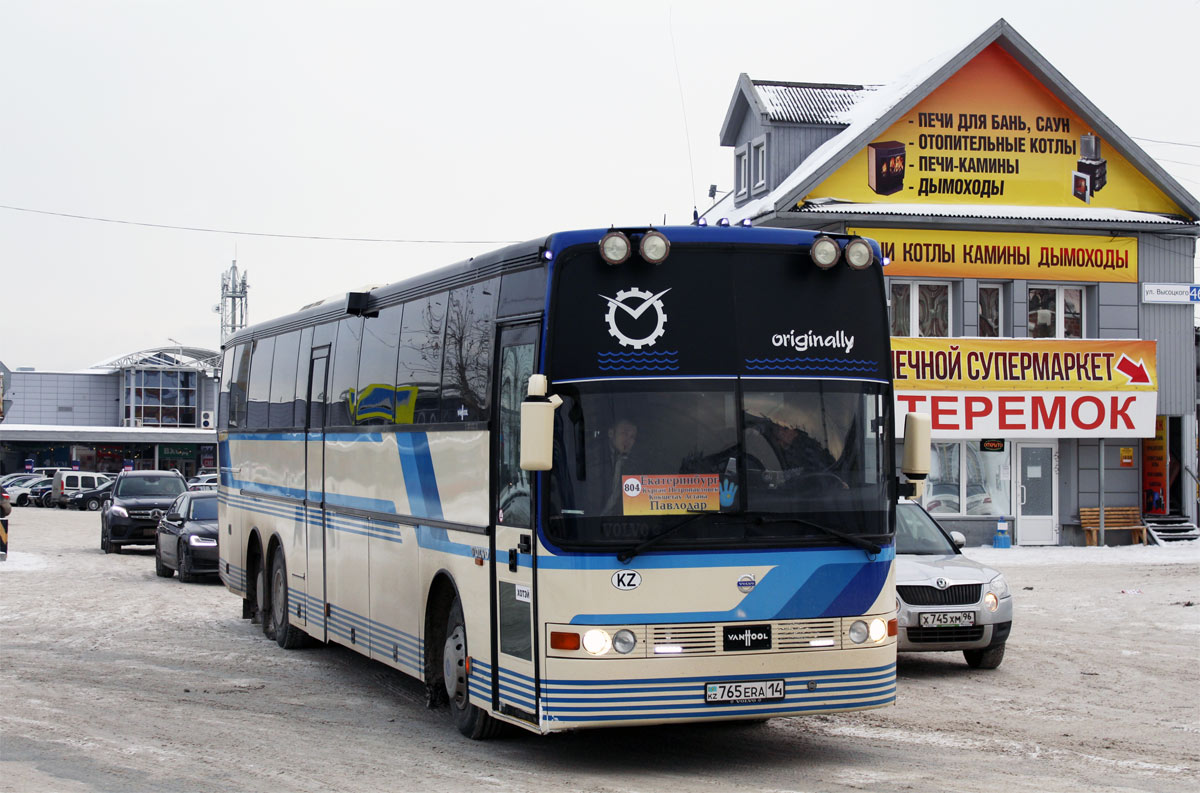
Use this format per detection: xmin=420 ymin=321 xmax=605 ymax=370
xmin=217 ymin=225 xmax=930 ymax=738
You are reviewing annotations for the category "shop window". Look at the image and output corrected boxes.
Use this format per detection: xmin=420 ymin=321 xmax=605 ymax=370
xmin=890 ymin=281 xmax=950 ymax=337
xmin=1028 ymin=286 xmax=1083 ymax=339
xmin=921 ymin=440 xmax=1011 ymax=516
xmin=978 ymin=284 xmax=1002 ymax=337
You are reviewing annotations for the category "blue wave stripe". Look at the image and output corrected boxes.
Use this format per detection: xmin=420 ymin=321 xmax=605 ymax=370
xmin=543 ymin=670 xmax=896 ymax=700
xmin=542 ymin=662 xmax=893 ymax=688
xmin=545 ymin=693 xmax=897 ymax=723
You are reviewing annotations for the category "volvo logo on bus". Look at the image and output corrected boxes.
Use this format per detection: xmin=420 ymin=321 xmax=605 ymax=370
xmin=611 ymin=570 xmax=642 ymax=591
xmin=599 ymin=287 xmax=671 ymax=349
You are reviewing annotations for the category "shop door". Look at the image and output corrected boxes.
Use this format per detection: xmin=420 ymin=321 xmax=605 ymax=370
xmin=1016 ymin=443 xmax=1058 ymax=545
xmin=491 ymin=323 xmax=539 ymax=724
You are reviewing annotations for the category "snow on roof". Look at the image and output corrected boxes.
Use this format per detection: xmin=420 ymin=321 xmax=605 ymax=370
xmin=751 ymin=81 xmax=880 ymax=126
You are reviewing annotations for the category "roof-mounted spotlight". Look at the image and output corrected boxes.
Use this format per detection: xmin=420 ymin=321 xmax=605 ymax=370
xmin=599 ymin=230 xmax=632 ymax=265
xmin=696 ymin=217 xmax=708 ymax=227
xmin=810 ymin=236 xmax=841 ymax=269
xmin=639 ymin=230 xmax=671 ymax=265
xmin=716 ymin=218 xmax=731 ymax=227
xmin=844 ymin=238 xmax=875 ymax=269
xmin=739 ymin=218 xmax=753 ymax=227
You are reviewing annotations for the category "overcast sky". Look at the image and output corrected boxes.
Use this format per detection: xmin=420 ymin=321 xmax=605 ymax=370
xmin=2 ymin=0 xmax=1197 ymax=372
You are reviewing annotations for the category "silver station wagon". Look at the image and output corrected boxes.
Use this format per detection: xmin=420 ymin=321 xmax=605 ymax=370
xmin=894 ymin=500 xmax=1013 ymax=669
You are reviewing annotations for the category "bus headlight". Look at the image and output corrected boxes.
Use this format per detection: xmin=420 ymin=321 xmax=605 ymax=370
xmin=844 ymin=238 xmax=875 ymax=269
xmin=599 ymin=231 xmax=632 ymax=265
xmin=582 ymin=629 xmax=612 ymax=655
xmin=849 ymin=620 xmax=869 ymax=644
xmin=612 ymin=629 xmax=637 ymax=654
xmin=868 ymin=618 xmax=887 ymax=643
xmin=810 ymin=236 xmax=841 ymax=268
xmin=638 ymin=231 xmax=670 ymax=264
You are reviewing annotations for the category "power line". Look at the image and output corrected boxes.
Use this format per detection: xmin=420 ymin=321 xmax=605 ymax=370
xmin=0 ymin=204 xmax=519 ymax=244
xmin=1132 ymin=136 xmax=1200 ymax=150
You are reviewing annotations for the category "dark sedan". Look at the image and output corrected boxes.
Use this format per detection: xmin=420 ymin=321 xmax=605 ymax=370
xmin=155 ymin=491 xmax=219 ymax=582
xmin=70 ymin=479 xmax=114 ymax=511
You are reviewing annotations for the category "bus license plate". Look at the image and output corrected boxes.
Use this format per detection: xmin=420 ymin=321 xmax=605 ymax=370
xmin=705 ymin=679 xmax=785 ymax=704
xmin=919 ymin=611 xmax=976 ymax=627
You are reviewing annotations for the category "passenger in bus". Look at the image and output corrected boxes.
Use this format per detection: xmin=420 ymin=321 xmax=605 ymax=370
xmin=744 ymin=410 xmax=844 ymax=491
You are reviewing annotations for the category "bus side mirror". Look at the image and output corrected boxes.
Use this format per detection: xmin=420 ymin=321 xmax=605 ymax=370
xmin=899 ymin=412 xmax=931 ymax=500
xmin=520 ymin=374 xmax=562 ymax=471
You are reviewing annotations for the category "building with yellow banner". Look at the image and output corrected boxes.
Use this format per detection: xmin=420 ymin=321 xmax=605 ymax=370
xmin=707 ymin=19 xmax=1198 ymax=546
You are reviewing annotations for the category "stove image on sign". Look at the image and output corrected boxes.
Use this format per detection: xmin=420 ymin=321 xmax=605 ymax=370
xmin=1072 ymin=171 xmax=1091 ymax=204
xmin=868 ymin=141 xmax=906 ymax=195
xmin=1073 ymin=133 xmax=1107 ymax=202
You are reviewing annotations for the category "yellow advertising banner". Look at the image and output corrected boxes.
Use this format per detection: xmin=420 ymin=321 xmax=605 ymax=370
xmin=809 ymin=44 xmax=1183 ymax=215
xmin=892 ymin=338 xmax=1159 ymax=438
xmin=621 ymin=474 xmax=720 ymax=515
xmin=892 ymin=337 xmax=1157 ymax=392
xmin=848 ymin=227 xmax=1137 ymax=283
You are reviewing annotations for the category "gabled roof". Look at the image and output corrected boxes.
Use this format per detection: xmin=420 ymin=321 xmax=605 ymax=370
xmin=712 ymin=19 xmax=1199 ymax=226
xmin=719 ymin=75 xmax=879 ymax=145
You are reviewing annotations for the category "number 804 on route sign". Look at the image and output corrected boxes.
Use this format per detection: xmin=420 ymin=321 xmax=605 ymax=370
xmin=705 ymin=679 xmax=786 ymax=704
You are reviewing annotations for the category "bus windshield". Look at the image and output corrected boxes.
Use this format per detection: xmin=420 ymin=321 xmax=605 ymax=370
xmin=547 ymin=378 xmax=890 ymax=551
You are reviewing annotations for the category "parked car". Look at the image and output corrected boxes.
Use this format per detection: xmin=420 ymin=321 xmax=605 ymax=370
xmin=100 ymin=470 xmax=188 ymax=554
xmin=70 ymin=479 xmax=115 ymax=511
xmin=6 ymin=477 xmax=51 ymax=507
xmin=155 ymin=490 xmax=219 ymax=582
xmin=894 ymin=500 xmax=1012 ymax=669
xmin=30 ymin=480 xmax=57 ymax=508
xmin=0 ymin=473 xmax=42 ymax=488
xmin=187 ymin=473 xmax=219 ymax=491
xmin=51 ymin=470 xmax=112 ymax=508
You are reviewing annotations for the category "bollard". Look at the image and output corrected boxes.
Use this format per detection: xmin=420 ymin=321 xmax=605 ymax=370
xmin=992 ymin=518 xmax=1011 ymax=548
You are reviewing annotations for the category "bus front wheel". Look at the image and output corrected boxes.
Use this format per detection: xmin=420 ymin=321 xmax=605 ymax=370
xmin=443 ymin=597 xmax=501 ymax=739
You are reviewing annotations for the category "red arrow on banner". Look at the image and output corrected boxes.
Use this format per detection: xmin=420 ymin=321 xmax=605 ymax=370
xmin=1115 ymin=354 xmax=1151 ymax=385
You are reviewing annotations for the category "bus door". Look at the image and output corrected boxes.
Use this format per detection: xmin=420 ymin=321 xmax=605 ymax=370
xmin=491 ymin=322 xmax=540 ymax=723
xmin=305 ymin=346 xmax=330 ymax=641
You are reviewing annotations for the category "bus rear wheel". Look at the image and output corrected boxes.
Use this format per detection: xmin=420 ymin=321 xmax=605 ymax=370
xmin=443 ymin=597 xmax=501 ymax=739
xmin=267 ymin=550 xmax=307 ymax=649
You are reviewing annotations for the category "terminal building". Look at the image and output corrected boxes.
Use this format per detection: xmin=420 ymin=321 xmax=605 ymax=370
xmin=0 ymin=346 xmax=220 ymax=478
xmin=708 ymin=19 xmax=1199 ymax=545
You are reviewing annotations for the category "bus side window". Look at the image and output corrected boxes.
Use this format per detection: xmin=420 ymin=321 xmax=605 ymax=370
xmin=246 ymin=336 xmax=275 ymax=430
xmin=328 ymin=317 xmax=364 ymax=428
xmin=218 ymin=347 xmax=235 ymax=430
xmin=291 ymin=326 xmax=314 ymax=427
xmin=355 ymin=304 xmax=403 ymax=425
xmin=440 ymin=279 xmax=498 ymax=423
xmin=228 ymin=343 xmax=251 ymax=429
xmin=396 ymin=294 xmax=446 ymax=424
xmin=268 ymin=330 xmax=301 ymax=429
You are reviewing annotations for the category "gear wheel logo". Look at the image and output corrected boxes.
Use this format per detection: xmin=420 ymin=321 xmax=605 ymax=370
xmin=600 ymin=287 xmax=671 ymax=349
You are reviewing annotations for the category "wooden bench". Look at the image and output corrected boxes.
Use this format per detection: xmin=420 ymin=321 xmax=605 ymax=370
xmin=1078 ymin=506 xmax=1147 ymax=546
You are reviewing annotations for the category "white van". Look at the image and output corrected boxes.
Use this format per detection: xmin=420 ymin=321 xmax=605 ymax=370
xmin=52 ymin=471 xmax=112 ymax=508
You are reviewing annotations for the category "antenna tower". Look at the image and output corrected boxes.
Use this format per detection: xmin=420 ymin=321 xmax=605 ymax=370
xmin=219 ymin=260 xmax=249 ymax=341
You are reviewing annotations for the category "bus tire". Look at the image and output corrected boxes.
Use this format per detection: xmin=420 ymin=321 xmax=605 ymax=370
xmin=268 ymin=550 xmax=307 ymax=649
xmin=443 ymin=597 xmax=501 ymax=739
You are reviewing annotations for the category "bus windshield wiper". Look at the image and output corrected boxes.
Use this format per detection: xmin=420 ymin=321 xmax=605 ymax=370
xmin=751 ymin=514 xmax=882 ymax=555
xmin=616 ymin=511 xmax=709 ymax=564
